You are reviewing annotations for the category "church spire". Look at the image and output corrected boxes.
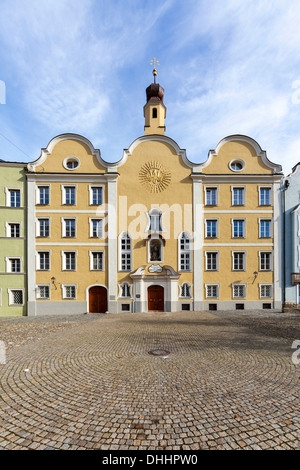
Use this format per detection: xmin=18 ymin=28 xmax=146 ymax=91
xmin=144 ymin=58 xmax=166 ymax=135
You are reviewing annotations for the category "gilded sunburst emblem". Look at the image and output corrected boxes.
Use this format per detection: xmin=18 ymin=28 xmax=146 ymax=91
xmin=139 ymin=161 xmax=171 ymax=193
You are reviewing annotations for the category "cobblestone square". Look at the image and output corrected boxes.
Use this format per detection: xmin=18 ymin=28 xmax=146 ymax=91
xmin=0 ymin=310 xmax=299 ymax=450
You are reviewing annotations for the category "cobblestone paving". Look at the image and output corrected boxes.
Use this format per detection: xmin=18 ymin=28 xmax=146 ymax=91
xmin=0 ymin=311 xmax=299 ymax=450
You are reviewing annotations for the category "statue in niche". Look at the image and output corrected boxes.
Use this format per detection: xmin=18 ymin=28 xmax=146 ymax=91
xmin=150 ymin=239 xmax=161 ymax=261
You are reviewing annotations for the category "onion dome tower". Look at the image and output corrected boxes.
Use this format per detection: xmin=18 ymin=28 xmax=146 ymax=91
xmin=144 ymin=58 xmax=166 ymax=135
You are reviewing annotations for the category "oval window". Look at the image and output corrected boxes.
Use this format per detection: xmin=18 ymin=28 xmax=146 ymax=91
xmin=63 ymin=157 xmax=80 ymax=171
xmin=230 ymin=160 xmax=245 ymax=172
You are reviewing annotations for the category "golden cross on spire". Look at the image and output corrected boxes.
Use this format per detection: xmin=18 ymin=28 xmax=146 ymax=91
xmin=150 ymin=57 xmax=160 ymax=83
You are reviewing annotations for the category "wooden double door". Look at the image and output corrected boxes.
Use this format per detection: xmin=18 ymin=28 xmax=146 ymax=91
xmin=148 ymin=285 xmax=164 ymax=312
xmin=89 ymin=286 xmax=107 ymax=313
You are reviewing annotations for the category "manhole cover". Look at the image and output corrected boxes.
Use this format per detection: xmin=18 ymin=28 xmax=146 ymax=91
xmin=148 ymin=349 xmax=170 ymax=356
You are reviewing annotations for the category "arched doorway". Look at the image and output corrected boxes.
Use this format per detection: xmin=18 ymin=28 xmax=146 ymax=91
xmin=148 ymin=285 xmax=164 ymax=312
xmin=89 ymin=286 xmax=107 ymax=313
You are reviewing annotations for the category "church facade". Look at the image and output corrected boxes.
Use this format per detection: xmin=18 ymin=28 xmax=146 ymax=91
xmin=23 ymin=74 xmax=283 ymax=316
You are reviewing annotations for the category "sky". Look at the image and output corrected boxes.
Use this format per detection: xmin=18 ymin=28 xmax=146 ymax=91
xmin=0 ymin=0 xmax=300 ymax=174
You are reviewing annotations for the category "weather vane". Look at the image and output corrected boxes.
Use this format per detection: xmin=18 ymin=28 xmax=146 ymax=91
xmin=150 ymin=57 xmax=160 ymax=83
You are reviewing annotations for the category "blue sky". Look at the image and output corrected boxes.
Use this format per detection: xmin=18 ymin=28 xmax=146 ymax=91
xmin=0 ymin=0 xmax=300 ymax=174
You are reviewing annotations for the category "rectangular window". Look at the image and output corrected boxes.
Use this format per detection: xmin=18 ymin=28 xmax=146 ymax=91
xmin=233 ymin=252 xmax=245 ymax=271
xmin=90 ymin=186 xmax=103 ymax=206
xmin=206 ymin=252 xmax=218 ymax=271
xmin=260 ymin=219 xmax=271 ymax=238
xmin=36 ymin=285 xmax=50 ymax=299
xmin=206 ymin=220 xmax=218 ymax=238
xmin=37 ymin=252 xmax=50 ymax=271
xmin=260 ymin=252 xmax=272 ymax=271
xmin=63 ymin=285 xmax=76 ymax=299
xmin=233 ymin=220 xmax=244 ymax=238
xmin=63 ymin=186 xmax=76 ymax=205
xmin=7 ymin=258 xmax=21 ymax=273
xmin=64 ymin=219 xmax=76 ymax=238
xmin=232 ymin=187 xmax=244 ymax=206
xmin=8 ymin=223 xmax=20 ymax=238
xmin=259 ymin=187 xmax=271 ymax=206
xmin=9 ymin=189 xmax=21 ymax=207
xmin=90 ymin=219 xmax=103 ymax=238
xmin=37 ymin=186 xmax=49 ymax=205
xmin=180 ymin=253 xmax=190 ymax=271
xmin=91 ymin=252 xmax=104 ymax=271
xmin=38 ymin=219 xmax=50 ymax=237
xmin=260 ymin=284 xmax=272 ymax=298
xmin=206 ymin=285 xmax=219 ymax=298
xmin=205 ymin=187 xmax=218 ymax=206
xmin=8 ymin=289 xmax=24 ymax=305
xmin=64 ymin=252 xmax=76 ymax=271
xmin=233 ymin=284 xmax=246 ymax=298
xmin=121 ymin=253 xmax=131 ymax=271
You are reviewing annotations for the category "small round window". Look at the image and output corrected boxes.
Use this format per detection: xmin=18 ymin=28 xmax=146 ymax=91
xmin=63 ymin=157 xmax=80 ymax=171
xmin=230 ymin=159 xmax=245 ymax=172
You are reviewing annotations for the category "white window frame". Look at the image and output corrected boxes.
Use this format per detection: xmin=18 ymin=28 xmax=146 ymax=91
xmin=61 ymin=284 xmax=77 ymax=300
xmin=63 ymin=157 xmax=80 ymax=171
xmin=118 ymin=282 xmax=132 ymax=299
xmin=178 ymin=232 xmax=192 ymax=272
xmin=6 ymin=188 xmax=22 ymax=208
xmin=232 ymin=283 xmax=247 ymax=299
xmin=179 ymin=282 xmax=192 ymax=298
xmin=62 ymin=217 xmax=77 ymax=238
xmin=36 ymin=251 xmax=51 ymax=271
xmin=259 ymin=218 xmax=273 ymax=238
xmin=231 ymin=186 xmax=246 ymax=206
xmin=259 ymin=284 xmax=273 ymax=299
xmin=259 ymin=251 xmax=273 ymax=271
xmin=204 ymin=186 xmax=219 ymax=206
xmin=145 ymin=208 xmax=165 ymax=233
xmin=36 ymin=217 xmax=50 ymax=237
xmin=205 ymin=284 xmax=220 ymax=299
xmin=6 ymin=257 xmax=22 ymax=273
xmin=36 ymin=185 xmax=50 ymax=205
xmin=89 ymin=185 xmax=104 ymax=206
xmin=61 ymin=184 xmax=77 ymax=205
xmin=89 ymin=251 xmax=104 ymax=271
xmin=36 ymin=284 xmax=50 ymax=300
xmin=231 ymin=218 xmax=246 ymax=239
xmin=89 ymin=218 xmax=104 ymax=239
xmin=258 ymin=186 xmax=272 ymax=206
xmin=7 ymin=288 xmax=24 ymax=306
xmin=118 ymin=232 xmax=132 ymax=272
xmin=205 ymin=219 xmax=219 ymax=238
xmin=205 ymin=251 xmax=219 ymax=271
xmin=6 ymin=222 xmax=21 ymax=238
xmin=232 ymin=251 xmax=246 ymax=271
xmin=148 ymin=236 xmax=163 ymax=263
xmin=62 ymin=251 xmax=77 ymax=271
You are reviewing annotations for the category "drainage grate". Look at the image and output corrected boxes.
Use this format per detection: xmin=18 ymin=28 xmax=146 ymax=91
xmin=148 ymin=349 xmax=170 ymax=356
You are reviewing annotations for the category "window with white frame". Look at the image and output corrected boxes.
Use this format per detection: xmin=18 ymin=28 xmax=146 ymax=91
xmin=37 ymin=251 xmax=50 ymax=271
xmin=89 ymin=186 xmax=103 ymax=206
xmin=37 ymin=218 xmax=50 ymax=237
xmin=205 ymin=219 xmax=218 ymax=238
xmin=232 ymin=284 xmax=246 ymax=299
xmin=36 ymin=285 xmax=50 ymax=299
xmin=232 ymin=187 xmax=245 ymax=206
xmin=90 ymin=218 xmax=103 ymax=238
xmin=119 ymin=232 xmax=132 ymax=271
xmin=205 ymin=252 xmax=218 ymax=271
xmin=7 ymin=189 xmax=21 ymax=207
xmin=232 ymin=219 xmax=245 ymax=238
xmin=149 ymin=238 xmax=163 ymax=262
xmin=260 ymin=284 xmax=273 ymax=298
xmin=259 ymin=187 xmax=271 ymax=206
xmin=232 ymin=251 xmax=246 ymax=271
xmin=179 ymin=232 xmax=191 ymax=271
xmin=7 ymin=223 xmax=20 ymax=238
xmin=259 ymin=219 xmax=272 ymax=238
xmin=180 ymin=283 xmax=191 ymax=298
xmin=205 ymin=284 xmax=219 ymax=299
xmin=37 ymin=186 xmax=50 ymax=205
xmin=62 ymin=285 xmax=77 ymax=299
xmin=62 ymin=218 xmax=76 ymax=238
xmin=148 ymin=209 xmax=162 ymax=232
xmin=6 ymin=257 xmax=21 ymax=273
xmin=259 ymin=252 xmax=272 ymax=271
xmin=120 ymin=282 xmax=131 ymax=298
xmin=62 ymin=185 xmax=76 ymax=205
xmin=62 ymin=251 xmax=76 ymax=271
xmin=205 ymin=187 xmax=218 ymax=206
xmin=8 ymin=289 xmax=24 ymax=306
xmin=90 ymin=251 xmax=104 ymax=271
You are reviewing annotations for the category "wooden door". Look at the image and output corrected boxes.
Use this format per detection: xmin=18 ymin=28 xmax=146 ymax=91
xmin=89 ymin=286 xmax=107 ymax=313
xmin=148 ymin=285 xmax=164 ymax=312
